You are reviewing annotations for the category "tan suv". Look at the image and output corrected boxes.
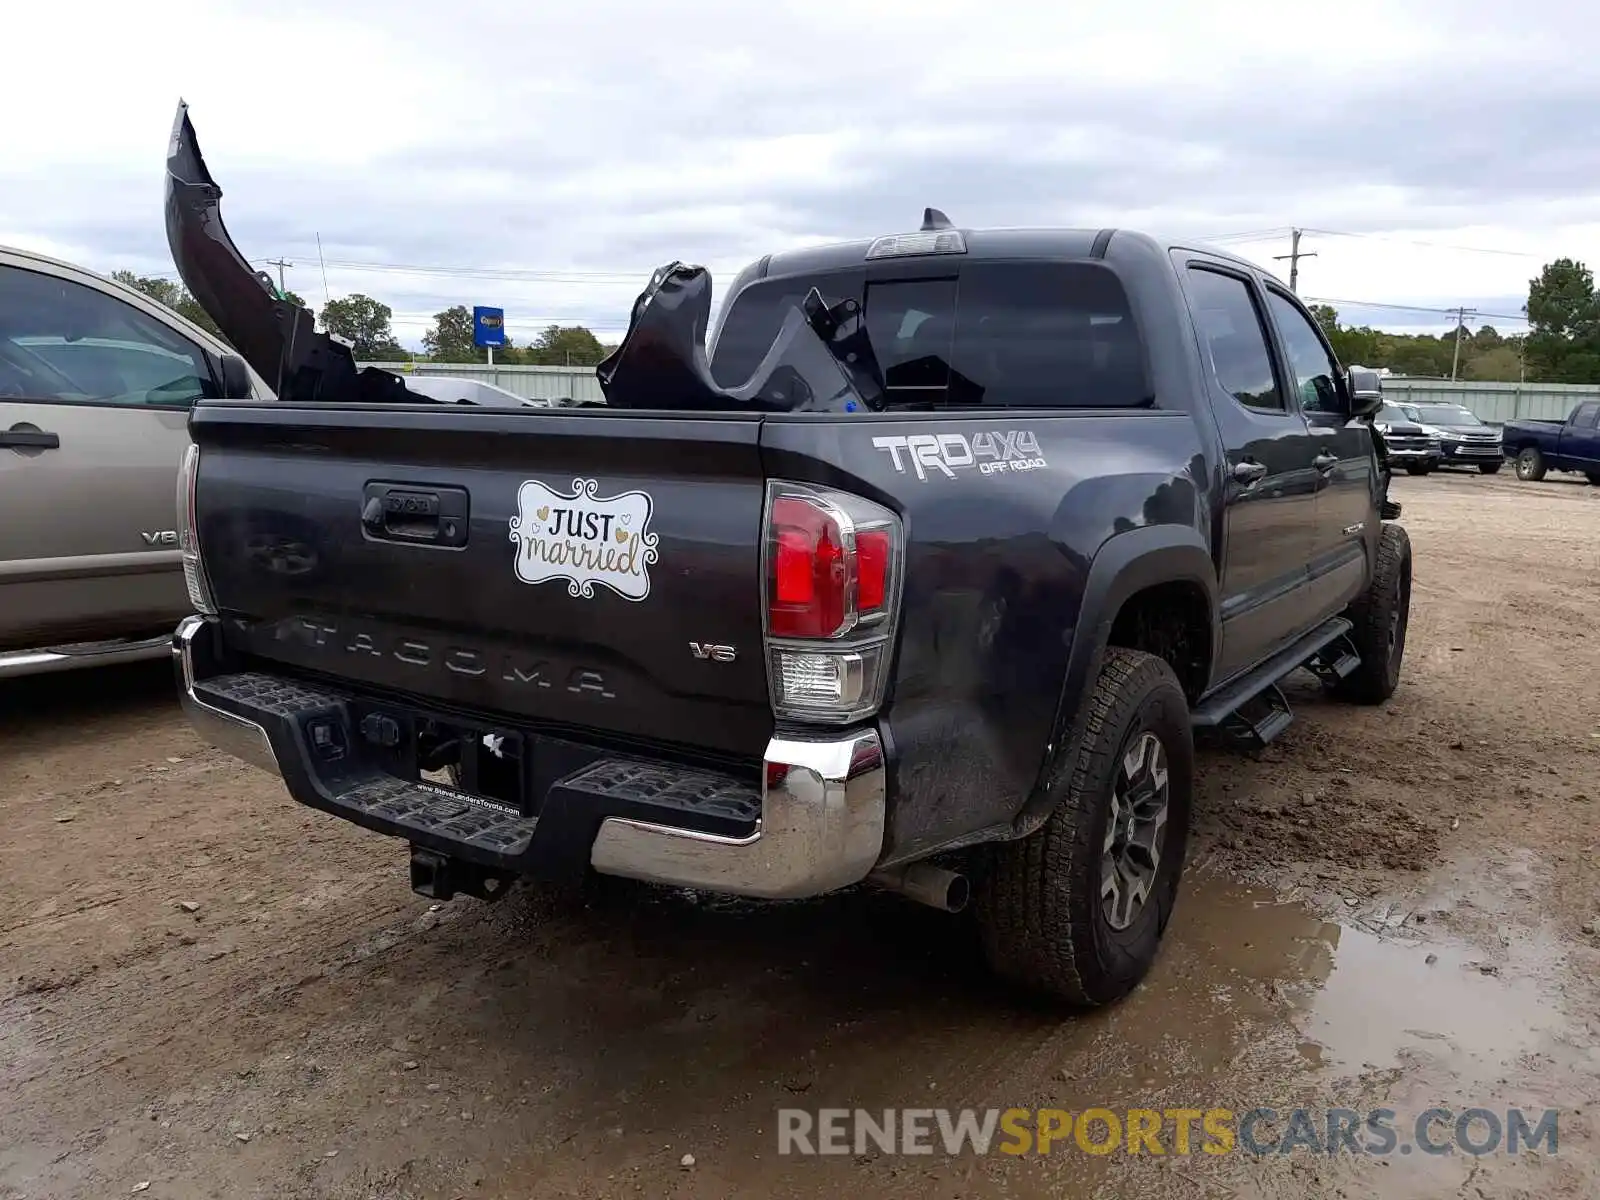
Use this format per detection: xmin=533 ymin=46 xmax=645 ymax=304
xmin=0 ymin=245 xmax=266 ymax=678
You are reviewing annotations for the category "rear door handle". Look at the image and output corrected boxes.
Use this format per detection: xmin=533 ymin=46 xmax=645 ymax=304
xmin=1 ymin=427 xmax=60 ymax=450
xmin=1231 ymin=460 xmax=1268 ymax=485
xmin=1314 ymin=452 xmax=1339 ymax=472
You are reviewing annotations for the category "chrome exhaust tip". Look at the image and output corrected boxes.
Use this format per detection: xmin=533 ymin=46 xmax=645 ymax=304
xmin=868 ymin=863 xmax=970 ymax=913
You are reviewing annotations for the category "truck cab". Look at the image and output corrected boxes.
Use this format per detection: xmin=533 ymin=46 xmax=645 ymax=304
xmin=1504 ymin=401 xmax=1600 ymax=483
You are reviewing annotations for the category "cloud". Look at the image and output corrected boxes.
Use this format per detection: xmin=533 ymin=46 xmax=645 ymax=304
xmin=1 ymin=0 xmax=1592 ymax=345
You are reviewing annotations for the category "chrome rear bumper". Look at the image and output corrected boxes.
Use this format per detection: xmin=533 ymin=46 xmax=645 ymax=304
xmin=589 ymin=731 xmax=886 ymax=899
xmin=173 ymin=615 xmax=887 ymax=900
xmin=173 ymin=616 xmax=278 ymax=773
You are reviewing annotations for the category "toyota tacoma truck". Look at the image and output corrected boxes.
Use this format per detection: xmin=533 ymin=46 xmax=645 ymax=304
xmin=1502 ymin=401 xmax=1600 ymax=483
xmin=167 ymin=105 xmax=1411 ymax=1007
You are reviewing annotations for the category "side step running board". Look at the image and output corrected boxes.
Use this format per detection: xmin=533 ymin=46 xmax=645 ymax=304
xmin=0 ymin=633 xmax=172 ymax=679
xmin=1192 ymin=617 xmax=1354 ymax=750
xmin=1305 ymin=633 xmax=1361 ymax=686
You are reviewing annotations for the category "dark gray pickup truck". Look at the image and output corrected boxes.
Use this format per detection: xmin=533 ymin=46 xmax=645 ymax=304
xmin=167 ymin=106 xmax=1412 ymax=1007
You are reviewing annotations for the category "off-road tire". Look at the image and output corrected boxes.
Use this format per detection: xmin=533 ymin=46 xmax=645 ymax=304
xmin=1516 ymin=447 xmax=1547 ymax=481
xmin=1333 ymin=523 xmax=1412 ymax=704
xmin=1587 ymin=472 xmax=1600 ymax=486
xmin=1478 ymin=462 xmax=1502 ymax=475
xmin=976 ymin=648 xmax=1192 ymax=1008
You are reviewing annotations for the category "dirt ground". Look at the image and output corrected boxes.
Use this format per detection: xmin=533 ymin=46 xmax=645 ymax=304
xmin=3 ymin=469 xmax=1599 ymax=1200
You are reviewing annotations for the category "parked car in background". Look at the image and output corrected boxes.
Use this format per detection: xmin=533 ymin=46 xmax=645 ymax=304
xmin=1502 ymin=401 xmax=1600 ymax=483
xmin=1403 ymin=402 xmax=1503 ymax=474
xmin=0 ymin=244 xmax=267 ymax=678
xmin=1373 ymin=403 xmax=1441 ymax=475
xmin=397 ymin=376 xmax=558 ymax=408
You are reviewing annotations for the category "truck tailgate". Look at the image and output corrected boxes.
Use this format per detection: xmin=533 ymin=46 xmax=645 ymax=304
xmin=189 ymin=404 xmax=773 ymax=759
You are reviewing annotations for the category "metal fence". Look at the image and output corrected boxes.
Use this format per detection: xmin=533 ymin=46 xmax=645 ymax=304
xmin=356 ymin=362 xmax=1597 ymax=425
xmin=1382 ymin=379 xmax=1596 ymax=424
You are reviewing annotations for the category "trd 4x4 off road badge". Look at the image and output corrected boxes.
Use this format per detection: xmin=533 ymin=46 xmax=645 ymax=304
xmin=871 ymin=430 xmax=1047 ymax=480
xmin=509 ymin=478 xmax=660 ymax=601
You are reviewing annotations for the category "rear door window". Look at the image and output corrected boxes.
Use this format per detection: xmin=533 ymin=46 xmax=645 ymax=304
xmin=1183 ymin=268 xmax=1283 ymax=412
xmin=709 ymin=261 xmax=1150 ymax=407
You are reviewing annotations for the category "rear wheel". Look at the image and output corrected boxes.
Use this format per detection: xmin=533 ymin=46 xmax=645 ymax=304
xmin=1516 ymin=447 xmax=1547 ymax=481
xmin=1334 ymin=524 xmax=1412 ymax=705
xmin=1587 ymin=473 xmax=1600 ymax=486
xmin=1478 ymin=462 xmax=1503 ymax=475
xmin=976 ymin=648 xmax=1192 ymax=1007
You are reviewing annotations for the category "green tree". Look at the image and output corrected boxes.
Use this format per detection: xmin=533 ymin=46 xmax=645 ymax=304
xmin=1309 ymin=304 xmax=1340 ymax=335
xmin=1525 ymin=258 xmax=1600 ymax=383
xmin=525 ymin=324 xmax=607 ymax=366
xmin=111 ymin=270 xmax=223 ymax=338
xmin=1464 ymin=345 xmax=1523 ymax=382
xmin=319 ymin=293 xmax=406 ymax=360
xmin=422 ymin=305 xmax=483 ymax=362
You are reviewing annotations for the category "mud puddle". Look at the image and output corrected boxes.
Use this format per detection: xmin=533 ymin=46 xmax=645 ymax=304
xmin=593 ymin=869 xmax=1591 ymax=1200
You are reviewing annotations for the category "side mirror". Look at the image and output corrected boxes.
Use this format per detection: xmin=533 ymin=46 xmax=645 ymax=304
xmin=215 ymin=352 xmax=255 ymax=400
xmin=1346 ymin=365 xmax=1383 ymax=419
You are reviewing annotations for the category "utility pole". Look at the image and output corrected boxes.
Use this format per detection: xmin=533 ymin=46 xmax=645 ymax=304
xmin=1448 ymin=305 xmax=1478 ymax=380
xmin=263 ymin=258 xmax=292 ymax=292
xmin=1274 ymin=228 xmax=1317 ymax=293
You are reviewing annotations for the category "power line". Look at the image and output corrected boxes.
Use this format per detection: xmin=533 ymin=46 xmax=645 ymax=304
xmin=1300 ymin=227 xmax=1539 ymax=259
xmin=1303 ymin=295 xmax=1528 ymax=324
xmin=1203 ymin=226 xmax=1293 ymax=244
xmin=1447 ymin=305 xmax=1479 ymax=380
xmin=321 ymin=259 xmax=647 ymax=282
xmin=1273 ymin=228 xmax=1317 ymax=293
xmin=262 ymin=257 xmax=293 ymax=291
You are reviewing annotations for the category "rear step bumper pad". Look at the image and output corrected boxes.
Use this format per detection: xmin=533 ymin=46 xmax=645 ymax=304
xmin=172 ymin=615 xmax=886 ymax=900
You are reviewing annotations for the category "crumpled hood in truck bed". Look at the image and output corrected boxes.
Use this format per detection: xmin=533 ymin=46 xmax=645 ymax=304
xmin=165 ymin=102 xmax=879 ymax=415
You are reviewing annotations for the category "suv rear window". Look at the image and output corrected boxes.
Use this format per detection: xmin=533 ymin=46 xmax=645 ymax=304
xmin=709 ymin=261 xmax=1150 ymax=408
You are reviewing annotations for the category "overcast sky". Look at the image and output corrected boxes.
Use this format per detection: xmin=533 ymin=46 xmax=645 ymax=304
xmin=2 ymin=0 xmax=1591 ymax=347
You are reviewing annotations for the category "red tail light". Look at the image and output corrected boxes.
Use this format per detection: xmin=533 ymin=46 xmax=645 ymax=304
xmin=763 ymin=482 xmax=902 ymax=724
xmin=769 ymin=495 xmax=849 ymax=638
xmin=855 ymin=529 xmax=891 ymax=613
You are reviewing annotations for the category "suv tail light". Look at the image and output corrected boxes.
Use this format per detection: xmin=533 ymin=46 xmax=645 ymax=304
xmin=763 ymin=481 xmax=902 ymax=724
xmin=177 ymin=443 xmax=217 ymax=616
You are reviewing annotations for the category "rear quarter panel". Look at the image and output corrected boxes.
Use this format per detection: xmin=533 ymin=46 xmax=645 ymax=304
xmin=760 ymin=408 xmax=1211 ymax=862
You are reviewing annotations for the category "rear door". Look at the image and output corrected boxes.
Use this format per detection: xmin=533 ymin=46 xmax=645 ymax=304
xmin=0 ymin=258 xmax=209 ymax=649
xmin=1563 ymin=401 xmax=1600 ymax=471
xmin=1262 ymin=285 xmax=1374 ymax=621
xmin=1176 ymin=259 xmax=1320 ymax=680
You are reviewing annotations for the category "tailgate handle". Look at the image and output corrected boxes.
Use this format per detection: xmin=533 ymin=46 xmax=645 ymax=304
xmin=361 ymin=482 xmax=470 ymax=548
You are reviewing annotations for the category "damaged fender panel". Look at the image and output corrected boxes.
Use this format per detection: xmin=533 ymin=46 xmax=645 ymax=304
xmin=168 ymin=102 xmax=878 ymax=415
xmin=165 ymin=101 xmax=419 ymax=405
xmin=596 ymin=262 xmax=884 ymax=414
